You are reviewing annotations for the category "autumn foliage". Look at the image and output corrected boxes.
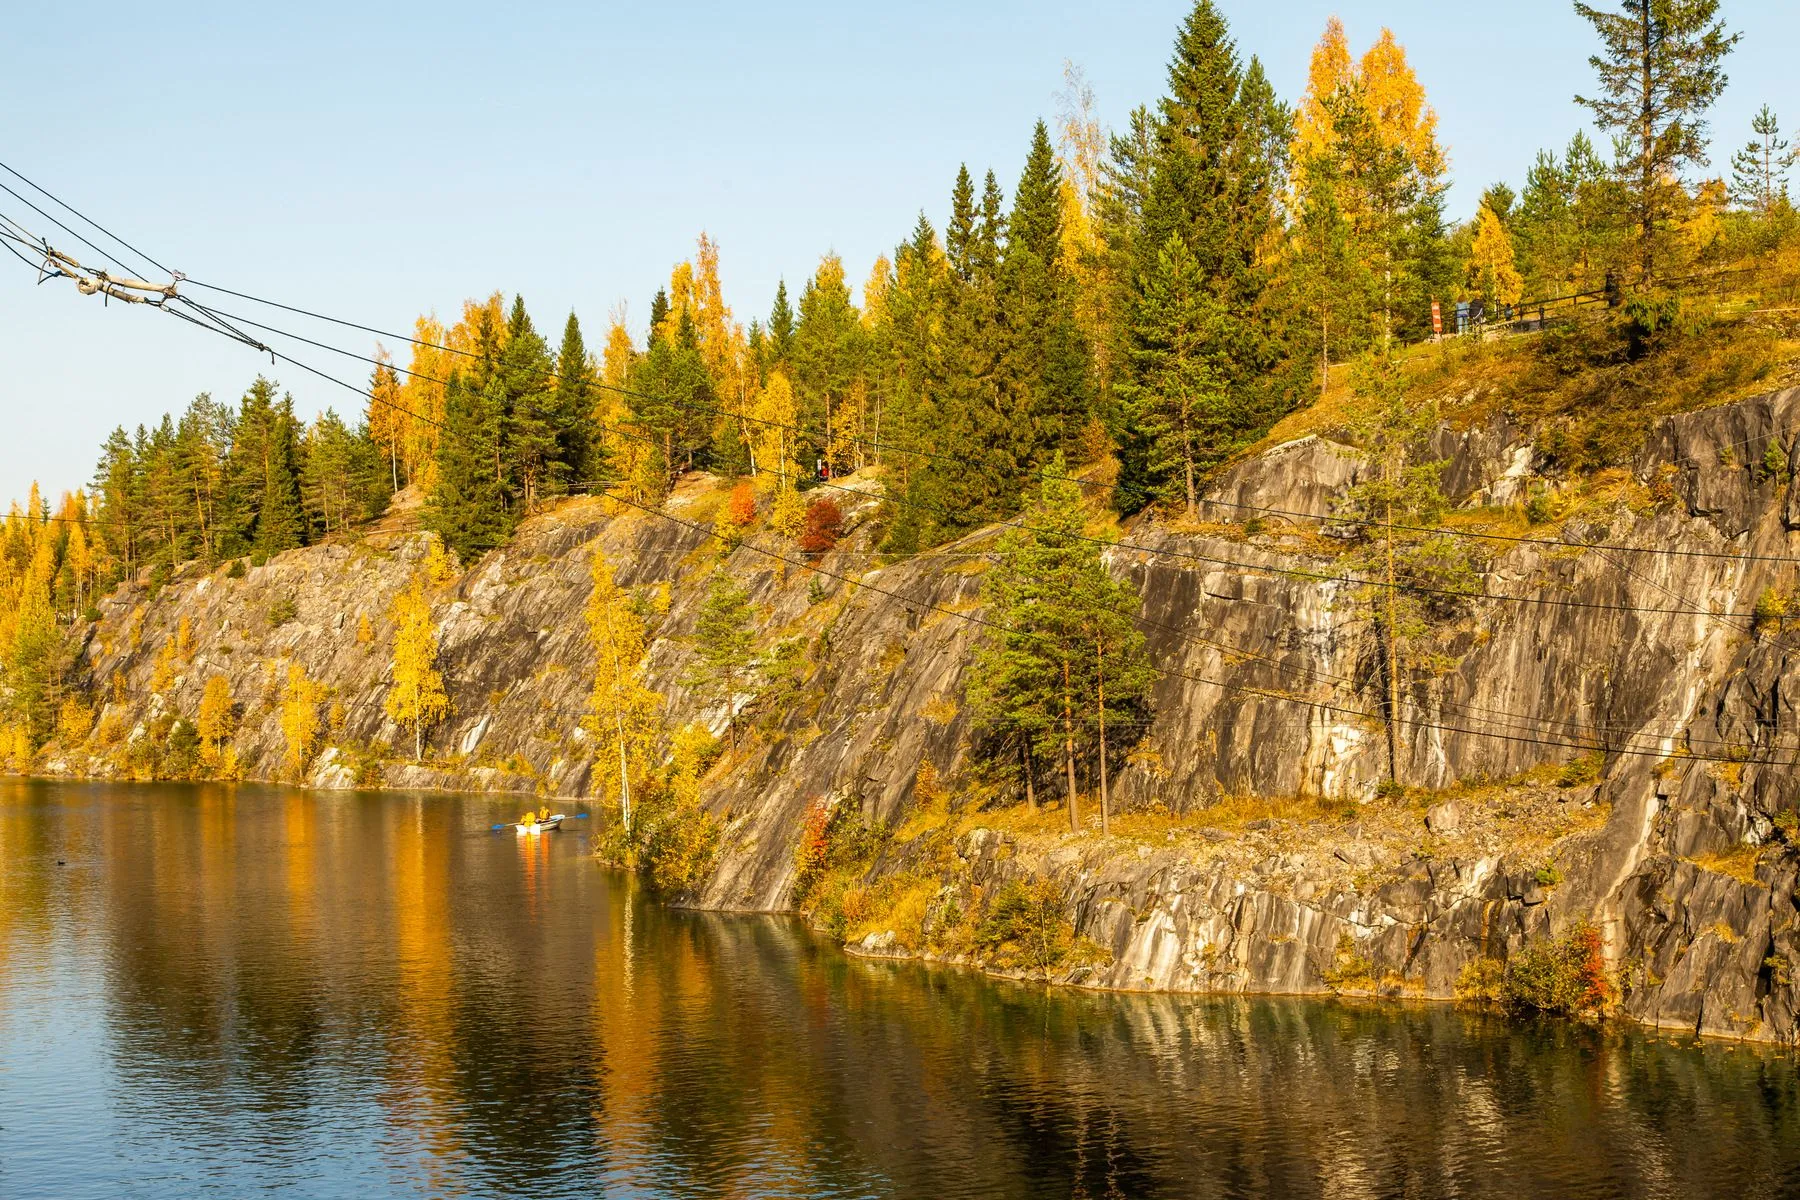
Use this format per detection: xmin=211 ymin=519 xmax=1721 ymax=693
xmin=796 ymin=497 xmax=845 ymax=555
xmin=726 ymin=481 xmax=757 ymax=528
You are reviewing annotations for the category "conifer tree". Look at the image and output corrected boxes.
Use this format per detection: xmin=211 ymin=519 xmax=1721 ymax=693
xmin=426 ymin=373 xmax=515 ymax=561
xmin=766 ymin=280 xmax=796 ymax=369
xmin=1116 ymin=235 xmax=1230 ymax=518
xmin=970 ymin=460 xmax=1153 ymax=831
xmin=552 ymin=312 xmax=600 ymax=489
xmin=1575 ymin=0 xmax=1738 ymax=279
xmin=1730 ymin=105 xmax=1795 ymax=216
xmin=500 ymin=295 xmax=560 ymax=510
xmin=1109 ymin=1 xmax=1288 ymax=513
xmin=1335 ymin=353 xmax=1481 ymax=785
xmin=791 ymin=255 xmax=863 ymax=475
xmin=228 ymin=377 xmax=307 ymax=560
xmin=685 ymin=568 xmax=755 ymax=750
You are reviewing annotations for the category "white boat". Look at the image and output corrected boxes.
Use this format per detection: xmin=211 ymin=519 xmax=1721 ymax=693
xmin=514 ymin=815 xmax=565 ymax=834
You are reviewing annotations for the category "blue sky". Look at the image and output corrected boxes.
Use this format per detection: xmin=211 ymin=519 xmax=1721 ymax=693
xmin=2 ymin=0 xmax=1791 ymax=501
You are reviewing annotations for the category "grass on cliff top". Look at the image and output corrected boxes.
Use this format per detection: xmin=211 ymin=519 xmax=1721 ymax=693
xmin=1248 ymin=259 xmax=1800 ymax=478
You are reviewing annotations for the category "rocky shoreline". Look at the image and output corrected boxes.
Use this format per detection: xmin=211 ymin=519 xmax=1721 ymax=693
xmin=26 ymin=386 xmax=1800 ymax=1041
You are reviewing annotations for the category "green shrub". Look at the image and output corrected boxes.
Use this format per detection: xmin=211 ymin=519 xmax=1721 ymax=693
xmin=1496 ymin=922 xmax=1613 ymax=1016
xmin=1753 ymin=587 xmax=1792 ymax=636
xmin=976 ymin=878 xmax=1072 ymax=973
xmin=1762 ymin=439 xmax=1791 ymax=485
xmin=226 ymin=558 xmax=247 ymax=580
xmin=268 ymin=595 xmax=298 ymax=628
xmin=1558 ymin=751 xmax=1604 ymax=787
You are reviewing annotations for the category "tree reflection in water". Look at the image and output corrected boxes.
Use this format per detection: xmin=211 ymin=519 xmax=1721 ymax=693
xmin=1 ymin=780 xmax=1798 ymax=1199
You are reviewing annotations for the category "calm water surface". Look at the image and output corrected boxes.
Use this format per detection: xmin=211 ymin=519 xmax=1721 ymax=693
xmin=2 ymin=781 xmax=1798 ymax=1198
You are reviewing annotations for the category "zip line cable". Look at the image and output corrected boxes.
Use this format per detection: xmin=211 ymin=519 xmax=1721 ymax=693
xmin=595 ymin=488 xmax=1772 ymax=767
xmin=121 ymin=291 xmax=1764 ymax=625
xmin=3 ymin=154 xmax=1788 ymax=570
xmin=173 ymin=277 xmax=1800 ymax=570
xmin=1 ymin=174 xmax=1790 ymax=761
xmin=586 ymin=414 xmax=1775 ymax=754
xmin=8 ymin=275 xmax=1765 ymax=764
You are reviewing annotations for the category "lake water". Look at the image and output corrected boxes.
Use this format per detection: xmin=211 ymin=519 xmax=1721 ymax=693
xmin=2 ymin=781 xmax=1798 ymax=1198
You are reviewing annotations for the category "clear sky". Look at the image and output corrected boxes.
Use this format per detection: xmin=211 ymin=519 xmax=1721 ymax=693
xmin=2 ymin=0 xmax=1791 ymax=502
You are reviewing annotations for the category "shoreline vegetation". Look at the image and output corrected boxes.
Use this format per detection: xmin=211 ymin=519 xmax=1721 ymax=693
xmin=6 ymin=0 xmax=1800 ymax=1039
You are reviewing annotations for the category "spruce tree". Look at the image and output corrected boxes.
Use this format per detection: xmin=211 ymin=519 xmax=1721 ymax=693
xmin=227 ymin=377 xmax=306 ymax=560
xmin=1116 ymin=234 xmax=1232 ymax=518
xmin=499 ymin=295 xmax=559 ymax=510
xmin=1575 ymin=0 xmax=1738 ymax=279
xmin=767 ymin=280 xmax=796 ymax=366
xmin=791 ymin=256 xmax=863 ymax=475
xmin=552 ymin=312 xmax=600 ymax=489
xmin=1111 ymin=0 xmax=1288 ymax=514
xmin=425 ymin=374 xmax=514 ymax=561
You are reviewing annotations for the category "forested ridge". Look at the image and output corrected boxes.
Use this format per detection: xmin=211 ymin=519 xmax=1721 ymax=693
xmin=3 ymin=0 xmax=1797 ymax=789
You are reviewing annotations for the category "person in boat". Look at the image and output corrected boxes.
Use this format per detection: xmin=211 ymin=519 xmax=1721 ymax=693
xmin=520 ymin=811 xmax=535 ymax=828
xmin=538 ymin=804 xmax=551 ymax=824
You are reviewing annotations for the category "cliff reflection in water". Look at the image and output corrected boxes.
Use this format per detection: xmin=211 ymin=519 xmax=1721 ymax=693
xmin=1 ymin=780 xmax=1798 ymax=1199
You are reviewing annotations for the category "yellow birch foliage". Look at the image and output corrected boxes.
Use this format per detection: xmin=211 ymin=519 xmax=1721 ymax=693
xmin=748 ymin=370 xmax=802 ymax=495
xmin=1468 ymin=203 xmax=1524 ymax=308
xmin=385 ymin=574 xmax=450 ymax=760
xmin=198 ymin=674 xmax=236 ymax=764
xmin=423 ymin=534 xmax=457 ymax=588
xmin=599 ymin=313 xmax=658 ymax=504
xmin=150 ymin=638 xmax=180 ymax=696
xmin=581 ymin=545 xmax=663 ymax=819
xmin=280 ymin=663 xmax=325 ymax=779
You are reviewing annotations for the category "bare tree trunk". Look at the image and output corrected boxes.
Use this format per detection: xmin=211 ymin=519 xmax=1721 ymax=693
xmin=1096 ymin=639 xmax=1110 ymax=836
xmin=1022 ymin=741 xmax=1036 ymax=811
xmin=1384 ymin=493 xmax=1401 ymax=786
xmin=1321 ymin=313 xmax=1330 ymax=399
xmin=1063 ymin=660 xmax=1080 ymax=834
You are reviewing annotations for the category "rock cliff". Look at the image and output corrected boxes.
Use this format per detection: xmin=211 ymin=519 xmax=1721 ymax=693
xmin=38 ymin=386 xmax=1800 ymax=1041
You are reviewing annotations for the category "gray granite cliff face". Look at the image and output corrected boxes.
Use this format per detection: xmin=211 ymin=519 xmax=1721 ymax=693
xmin=45 ymin=388 xmax=1800 ymax=1040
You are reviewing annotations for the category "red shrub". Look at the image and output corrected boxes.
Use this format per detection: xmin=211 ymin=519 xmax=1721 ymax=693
xmin=797 ymin=496 xmax=845 ymax=555
xmin=726 ymin=480 xmax=757 ymax=527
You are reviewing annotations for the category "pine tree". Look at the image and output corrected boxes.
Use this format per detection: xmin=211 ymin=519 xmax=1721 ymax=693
xmin=1335 ymin=353 xmax=1481 ymax=785
xmin=1575 ymin=0 xmax=1738 ymax=280
xmin=685 ymin=568 xmax=755 ymax=750
xmin=970 ymin=459 xmax=1153 ymax=831
xmin=1731 ymin=105 xmax=1795 ymax=216
xmin=385 ymin=572 xmax=450 ymax=760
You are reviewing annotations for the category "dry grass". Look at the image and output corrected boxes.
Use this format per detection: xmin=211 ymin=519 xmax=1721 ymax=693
xmin=1690 ymin=844 xmax=1765 ymax=887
